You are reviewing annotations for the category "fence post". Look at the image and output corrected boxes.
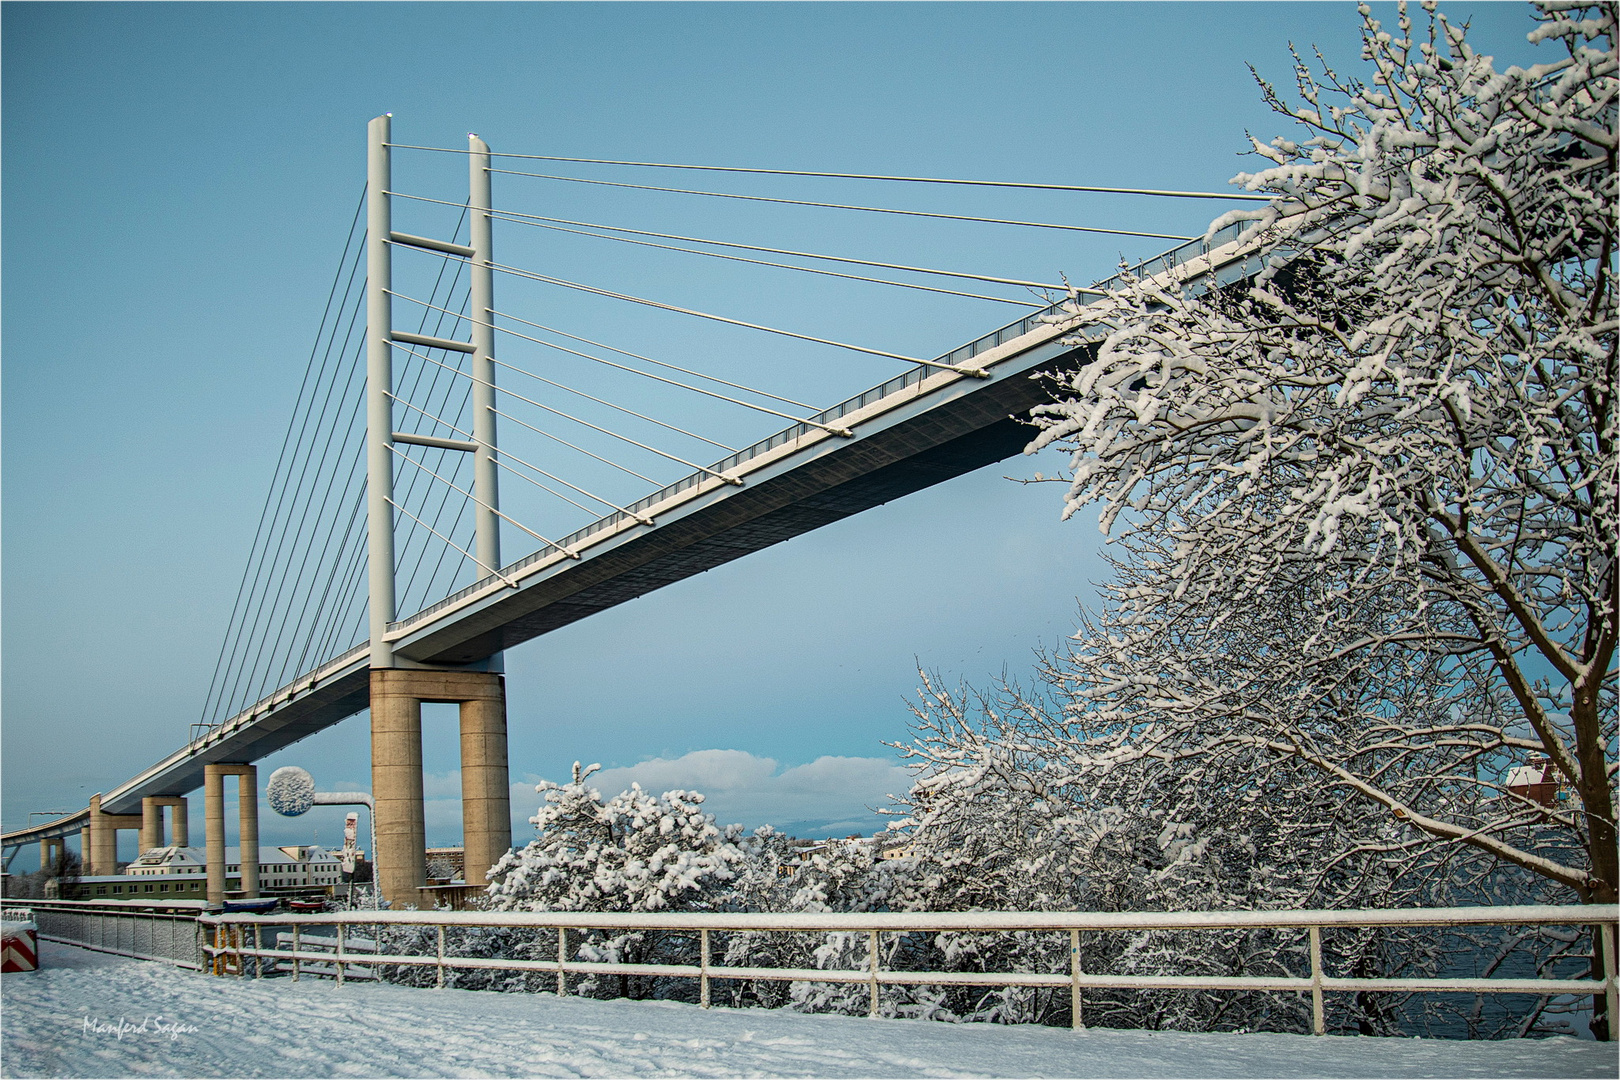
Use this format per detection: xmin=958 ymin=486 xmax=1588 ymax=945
xmin=700 ymin=929 xmax=710 ymax=1009
xmin=556 ymin=927 xmax=567 ymax=996
xmin=337 ymin=923 xmax=346 ymax=987
xmin=1070 ymin=928 xmax=1083 ymax=1030
xmin=437 ymin=925 xmax=446 ymax=989
xmin=868 ymin=930 xmax=880 ymax=1019
xmin=254 ymin=923 xmax=262 ymax=978
xmin=1604 ymin=922 xmax=1618 ymax=1043
xmin=292 ymin=924 xmax=300 ymax=982
xmin=1309 ymin=925 xmax=1325 ymax=1036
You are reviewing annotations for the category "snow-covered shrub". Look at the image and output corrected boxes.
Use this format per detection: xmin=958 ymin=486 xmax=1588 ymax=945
xmin=482 ymin=762 xmax=748 ymax=1001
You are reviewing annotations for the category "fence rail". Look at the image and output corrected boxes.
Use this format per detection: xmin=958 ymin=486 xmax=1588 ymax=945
xmin=201 ymin=904 xmax=1619 ymax=1036
xmin=26 ymin=899 xmax=206 ymax=970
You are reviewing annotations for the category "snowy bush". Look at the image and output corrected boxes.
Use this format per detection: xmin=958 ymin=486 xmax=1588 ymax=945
xmin=480 ymin=762 xmax=748 ymax=1001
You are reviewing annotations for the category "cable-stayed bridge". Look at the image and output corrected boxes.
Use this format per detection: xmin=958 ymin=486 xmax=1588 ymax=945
xmin=3 ymin=116 xmax=1272 ymax=906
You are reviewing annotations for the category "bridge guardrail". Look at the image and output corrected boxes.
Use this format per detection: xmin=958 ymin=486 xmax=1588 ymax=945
xmin=26 ymin=899 xmax=207 ymax=971
xmin=201 ymin=903 xmax=1618 ymax=1036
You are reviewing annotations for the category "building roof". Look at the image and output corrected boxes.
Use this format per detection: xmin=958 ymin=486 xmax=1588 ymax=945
xmin=130 ymin=845 xmax=340 ymax=867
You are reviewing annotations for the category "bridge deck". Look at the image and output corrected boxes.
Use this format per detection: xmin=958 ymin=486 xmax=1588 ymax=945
xmin=5 ymin=219 xmax=1269 ymax=844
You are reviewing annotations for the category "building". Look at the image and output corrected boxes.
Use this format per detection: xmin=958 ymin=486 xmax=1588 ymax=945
xmin=63 ymin=845 xmax=345 ymax=900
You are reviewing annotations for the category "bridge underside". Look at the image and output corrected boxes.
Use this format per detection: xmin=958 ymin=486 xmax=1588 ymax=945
xmin=58 ymin=339 xmax=1093 ymax=818
xmin=403 ymin=356 xmax=1082 ymax=664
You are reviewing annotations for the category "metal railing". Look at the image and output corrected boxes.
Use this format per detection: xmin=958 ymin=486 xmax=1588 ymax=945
xmin=27 ymin=899 xmax=207 ymax=970
xmin=201 ymin=903 xmax=1618 ymax=1036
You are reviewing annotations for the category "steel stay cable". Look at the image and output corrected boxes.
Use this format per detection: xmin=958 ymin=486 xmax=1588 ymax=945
xmin=394 ymin=386 xmax=660 ymax=487
xmin=215 ymin=226 xmax=369 ymax=721
xmin=384 ymin=394 xmax=655 ymax=524
xmin=474 ymin=261 xmax=986 ymax=375
xmin=394 ymin=340 xmax=740 ymax=484
xmin=316 ymin=518 xmax=375 ymax=667
xmin=388 ymin=289 xmax=738 ymax=451
xmin=230 ymin=256 xmax=370 ymax=713
xmin=490 ymin=209 xmax=1070 ymax=293
xmin=384 ymin=142 xmax=1273 ymax=200
xmin=389 ymin=446 xmax=575 ymax=562
xmin=226 ymin=257 xmax=367 ymax=716
xmin=486 ymin=215 xmax=1043 ymax=306
xmin=495 ymin=458 xmax=607 ymax=520
xmin=285 ymin=211 xmax=470 ymax=684
xmin=293 ymin=479 xmax=368 ymax=679
xmin=388 ymin=237 xmax=821 ymax=408
xmin=247 ymin=323 xmax=373 ymax=704
xmin=484 ymin=325 xmax=853 ymax=437
xmin=477 ymin=167 xmax=1198 ymax=240
xmin=385 ymin=495 xmax=521 ymax=587
xmin=202 ymin=187 xmax=366 ymax=724
xmin=385 ymin=388 xmax=609 ymax=540
xmin=388 ymin=192 xmax=1075 ymax=294
xmin=486 ymin=311 xmax=816 ymax=411
xmin=289 ymin=469 xmax=367 ymax=677
xmin=484 ymin=406 xmax=659 ymax=486
xmin=248 ymin=217 xmax=463 ymax=706
xmin=389 ymin=209 xmax=473 ymax=607
xmin=391 ymin=255 xmax=478 ymax=616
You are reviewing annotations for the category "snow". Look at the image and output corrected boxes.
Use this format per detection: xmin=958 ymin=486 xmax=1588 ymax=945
xmin=4 ymin=942 xmax=1614 ymax=1079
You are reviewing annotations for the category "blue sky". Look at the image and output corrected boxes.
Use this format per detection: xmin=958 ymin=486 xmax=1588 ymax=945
xmin=2 ymin=2 xmax=1547 ymax=855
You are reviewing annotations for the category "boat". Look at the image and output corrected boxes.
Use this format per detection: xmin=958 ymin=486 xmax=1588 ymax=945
xmin=221 ymin=898 xmax=279 ymax=914
xmin=287 ymin=900 xmax=326 ymax=913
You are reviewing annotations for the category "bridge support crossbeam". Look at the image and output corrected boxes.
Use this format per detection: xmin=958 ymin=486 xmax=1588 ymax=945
xmin=370 ymin=669 xmax=510 ymax=908
xmin=87 ymin=794 xmax=144 ymax=877
xmin=204 ymin=764 xmax=259 ymax=907
xmin=141 ymin=795 xmax=189 ymax=852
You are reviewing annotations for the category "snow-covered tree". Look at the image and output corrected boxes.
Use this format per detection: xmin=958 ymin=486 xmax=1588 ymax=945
xmin=895 ymin=0 xmax=1613 ymax=1037
xmin=483 ymin=762 xmax=748 ymax=1000
xmin=1024 ymin=0 xmax=1615 ymax=909
xmin=487 ymin=762 xmax=747 ymax=913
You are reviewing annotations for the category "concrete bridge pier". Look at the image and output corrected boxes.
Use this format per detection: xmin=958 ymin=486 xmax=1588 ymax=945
xmin=87 ymin=794 xmax=143 ymax=876
xmin=140 ymin=796 xmax=188 ymax=852
xmin=203 ymin=764 xmax=258 ymax=907
xmin=370 ymin=668 xmax=510 ymax=908
xmin=39 ymin=837 xmax=63 ymax=872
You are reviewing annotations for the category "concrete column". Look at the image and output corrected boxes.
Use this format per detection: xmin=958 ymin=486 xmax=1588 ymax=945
xmin=204 ymin=765 xmax=258 ymax=905
xmin=371 ymin=669 xmax=427 ymax=908
xmin=237 ymin=767 xmax=259 ymax=898
xmin=87 ymin=796 xmax=143 ymax=876
xmin=460 ymin=678 xmax=511 ymax=886
xmin=89 ymin=795 xmax=110 ymax=876
xmin=41 ymin=838 xmax=61 ymax=872
xmin=141 ymin=798 xmax=163 ymax=854
xmin=171 ymin=799 xmax=189 ymax=848
xmin=205 ymin=767 xmax=226 ymax=907
xmin=79 ymin=826 xmax=91 ymax=874
xmin=370 ymin=668 xmax=510 ymax=906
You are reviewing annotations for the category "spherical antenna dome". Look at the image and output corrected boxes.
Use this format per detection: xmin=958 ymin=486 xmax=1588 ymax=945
xmin=266 ymin=766 xmax=316 ymax=816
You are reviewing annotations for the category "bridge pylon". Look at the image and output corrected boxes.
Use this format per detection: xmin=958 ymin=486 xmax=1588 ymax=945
xmin=366 ymin=115 xmax=512 ymax=908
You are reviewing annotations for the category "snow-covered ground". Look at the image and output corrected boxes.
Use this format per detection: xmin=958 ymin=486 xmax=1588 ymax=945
xmin=3 ymin=942 xmax=1613 ymax=1079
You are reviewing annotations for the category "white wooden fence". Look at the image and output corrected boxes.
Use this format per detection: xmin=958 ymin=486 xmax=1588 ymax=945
xmin=201 ymin=904 xmax=1619 ymax=1035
